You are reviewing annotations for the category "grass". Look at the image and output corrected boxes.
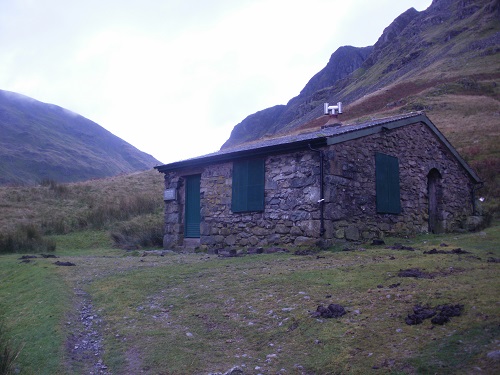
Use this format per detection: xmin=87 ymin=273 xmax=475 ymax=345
xmin=0 ymin=322 xmax=21 ymax=375
xmin=410 ymin=323 xmax=500 ymax=374
xmin=0 ymin=169 xmax=164 ymax=252
xmin=0 ymin=223 xmax=498 ymax=373
xmin=0 ymin=254 xmax=71 ymax=374
xmin=94 ymin=231 xmax=498 ymax=373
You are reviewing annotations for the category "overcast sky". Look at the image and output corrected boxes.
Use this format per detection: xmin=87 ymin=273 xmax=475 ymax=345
xmin=0 ymin=0 xmax=432 ymax=164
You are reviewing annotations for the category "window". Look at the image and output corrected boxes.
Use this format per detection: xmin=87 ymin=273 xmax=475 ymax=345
xmin=232 ymin=158 xmax=265 ymax=212
xmin=375 ymin=153 xmax=401 ymax=214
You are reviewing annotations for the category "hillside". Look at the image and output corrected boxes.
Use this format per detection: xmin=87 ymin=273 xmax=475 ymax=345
xmin=223 ymin=0 xmax=499 ymax=143
xmin=0 ymin=90 xmax=161 ymax=185
xmin=221 ymin=45 xmax=373 ymax=148
xmin=221 ymin=0 xmax=500 ymax=212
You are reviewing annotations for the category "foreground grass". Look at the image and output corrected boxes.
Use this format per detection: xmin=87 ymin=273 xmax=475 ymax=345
xmin=86 ymin=231 xmax=499 ymax=374
xmin=1 ymin=226 xmax=499 ymax=374
xmin=0 ymin=255 xmax=71 ymax=374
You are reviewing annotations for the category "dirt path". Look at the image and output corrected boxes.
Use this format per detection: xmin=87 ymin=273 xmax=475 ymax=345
xmin=59 ymin=254 xmax=162 ymax=374
xmin=66 ymin=287 xmax=109 ymax=374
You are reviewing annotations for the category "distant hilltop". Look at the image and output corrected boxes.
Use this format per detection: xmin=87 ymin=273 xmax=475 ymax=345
xmin=0 ymin=89 xmax=161 ymax=185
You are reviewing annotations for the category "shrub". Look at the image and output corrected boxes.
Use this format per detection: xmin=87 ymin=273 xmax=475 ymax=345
xmin=0 ymin=322 xmax=21 ymax=375
xmin=110 ymin=214 xmax=163 ymax=250
xmin=85 ymin=196 xmax=160 ymax=229
xmin=0 ymin=225 xmax=56 ymax=254
xmin=40 ymin=179 xmax=68 ymax=196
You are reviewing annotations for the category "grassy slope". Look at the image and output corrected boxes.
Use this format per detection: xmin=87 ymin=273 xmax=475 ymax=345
xmin=0 ymin=224 xmax=498 ymax=374
xmin=0 ymin=90 xmax=160 ymax=185
xmin=0 ymin=169 xmax=164 ymax=236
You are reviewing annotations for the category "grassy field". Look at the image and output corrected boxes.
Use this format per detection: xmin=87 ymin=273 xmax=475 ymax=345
xmin=0 ymin=170 xmax=165 ymax=254
xmin=0 ymin=223 xmax=499 ymax=374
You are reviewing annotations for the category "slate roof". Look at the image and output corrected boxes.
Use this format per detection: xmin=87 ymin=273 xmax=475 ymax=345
xmin=154 ymin=112 xmax=480 ymax=183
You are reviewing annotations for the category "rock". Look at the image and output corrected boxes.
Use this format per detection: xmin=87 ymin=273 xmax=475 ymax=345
xmin=313 ymin=303 xmax=346 ymax=318
xmin=265 ymin=247 xmax=289 ymax=254
xmin=54 ymin=261 xmax=76 ymax=266
xmin=294 ymin=236 xmax=316 ymax=246
xmin=345 ymin=226 xmax=360 ymax=241
xmin=424 ymin=248 xmax=443 ymax=254
xmin=398 ymin=268 xmax=433 ymax=278
xmin=486 ymin=350 xmax=500 ymax=361
xmin=208 ymin=366 xmax=244 ymax=375
xmin=388 ymin=243 xmax=415 ymax=251
xmin=217 ymin=248 xmax=238 ymax=257
xmin=465 ymin=215 xmax=485 ymax=231
xmin=18 ymin=255 xmax=37 ymax=259
xmin=247 ymin=247 xmax=264 ymax=254
xmin=424 ymin=248 xmax=470 ymax=255
xmin=294 ymin=249 xmax=318 ymax=256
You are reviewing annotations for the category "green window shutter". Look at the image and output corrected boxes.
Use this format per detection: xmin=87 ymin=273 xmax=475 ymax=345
xmin=232 ymin=159 xmax=265 ymax=212
xmin=376 ymin=153 xmax=401 ymax=214
xmin=231 ymin=160 xmax=247 ymax=212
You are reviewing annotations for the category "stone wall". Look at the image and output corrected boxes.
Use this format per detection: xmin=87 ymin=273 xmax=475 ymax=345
xmin=161 ymin=172 xmax=184 ymax=249
xmin=197 ymin=152 xmax=322 ymax=250
xmin=161 ymin=122 xmax=475 ymax=251
xmin=323 ymin=122 xmax=473 ymax=241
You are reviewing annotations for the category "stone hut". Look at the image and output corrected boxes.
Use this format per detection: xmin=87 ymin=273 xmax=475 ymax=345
xmin=154 ymin=112 xmax=481 ymax=251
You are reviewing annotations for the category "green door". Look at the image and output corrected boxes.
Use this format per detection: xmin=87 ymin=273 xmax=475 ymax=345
xmin=185 ymin=175 xmax=201 ymax=238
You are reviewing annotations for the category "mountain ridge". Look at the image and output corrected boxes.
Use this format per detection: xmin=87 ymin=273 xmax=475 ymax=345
xmin=222 ymin=0 xmax=499 ymax=146
xmin=221 ymin=45 xmax=373 ymax=148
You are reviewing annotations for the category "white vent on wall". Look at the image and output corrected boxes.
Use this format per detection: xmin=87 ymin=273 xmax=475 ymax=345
xmin=324 ymin=102 xmax=342 ymax=115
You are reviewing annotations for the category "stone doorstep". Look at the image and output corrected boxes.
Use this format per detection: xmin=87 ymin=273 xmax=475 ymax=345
xmin=183 ymin=237 xmax=200 ymax=249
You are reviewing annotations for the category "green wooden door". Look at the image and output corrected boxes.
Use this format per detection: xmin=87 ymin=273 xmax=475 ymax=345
xmin=185 ymin=175 xmax=201 ymax=238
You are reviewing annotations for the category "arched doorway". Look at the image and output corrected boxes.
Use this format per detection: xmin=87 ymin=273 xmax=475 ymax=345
xmin=427 ymin=168 xmax=443 ymax=233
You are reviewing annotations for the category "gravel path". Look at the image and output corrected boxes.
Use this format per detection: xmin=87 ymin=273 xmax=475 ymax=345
xmin=66 ymin=288 xmax=109 ymax=374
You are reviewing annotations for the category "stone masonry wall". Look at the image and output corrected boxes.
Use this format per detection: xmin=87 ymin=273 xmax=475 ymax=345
xmin=161 ymin=122 xmax=475 ymax=251
xmin=323 ymin=122 xmax=474 ymax=241
xmin=199 ymin=152 xmax=322 ymax=251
